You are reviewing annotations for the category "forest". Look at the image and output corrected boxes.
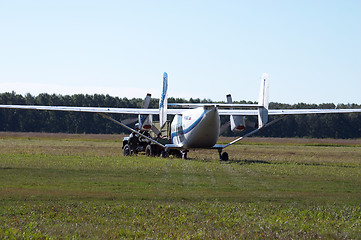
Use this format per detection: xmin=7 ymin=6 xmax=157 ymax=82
xmin=0 ymin=91 xmax=360 ymax=139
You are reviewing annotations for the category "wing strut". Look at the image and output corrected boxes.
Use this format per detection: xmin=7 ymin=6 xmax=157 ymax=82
xmin=222 ymin=115 xmax=287 ymax=149
xmin=98 ymin=113 xmax=165 ymax=148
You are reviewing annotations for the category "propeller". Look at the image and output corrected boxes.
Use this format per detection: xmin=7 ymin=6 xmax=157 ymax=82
xmin=120 ymin=117 xmax=138 ymax=125
xmin=120 ymin=93 xmax=151 ymax=127
xmin=219 ymin=118 xmax=258 ymax=135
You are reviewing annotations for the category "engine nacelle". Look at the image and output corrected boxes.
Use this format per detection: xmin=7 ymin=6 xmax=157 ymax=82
xmin=230 ymin=115 xmax=246 ymax=132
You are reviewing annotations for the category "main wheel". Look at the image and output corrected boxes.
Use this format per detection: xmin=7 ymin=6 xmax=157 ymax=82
xmin=181 ymin=150 xmax=188 ymax=160
xmin=221 ymin=152 xmax=229 ymax=161
xmin=123 ymin=144 xmax=131 ymax=156
xmin=145 ymin=144 xmax=153 ymax=157
xmin=160 ymin=150 xmax=169 ymax=158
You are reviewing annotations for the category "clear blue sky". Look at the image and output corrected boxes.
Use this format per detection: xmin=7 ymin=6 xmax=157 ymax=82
xmin=1 ymin=0 xmax=360 ymax=104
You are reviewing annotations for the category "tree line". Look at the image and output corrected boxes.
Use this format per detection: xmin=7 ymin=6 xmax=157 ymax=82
xmin=0 ymin=92 xmax=360 ymax=138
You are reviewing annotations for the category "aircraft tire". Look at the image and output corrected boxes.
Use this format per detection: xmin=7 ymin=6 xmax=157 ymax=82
xmin=145 ymin=144 xmax=153 ymax=157
xmin=221 ymin=152 xmax=229 ymax=161
xmin=123 ymin=144 xmax=131 ymax=157
xmin=173 ymin=150 xmax=182 ymax=158
xmin=181 ymin=151 xmax=188 ymax=160
xmin=160 ymin=150 xmax=169 ymax=158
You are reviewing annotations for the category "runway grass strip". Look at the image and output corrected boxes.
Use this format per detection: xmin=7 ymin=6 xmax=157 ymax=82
xmin=0 ymin=134 xmax=361 ymax=239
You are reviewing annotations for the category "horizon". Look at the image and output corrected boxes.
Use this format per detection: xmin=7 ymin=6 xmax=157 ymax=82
xmin=1 ymin=90 xmax=359 ymax=106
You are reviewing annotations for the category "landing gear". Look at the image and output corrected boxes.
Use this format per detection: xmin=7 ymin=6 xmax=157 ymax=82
xmin=145 ymin=144 xmax=153 ymax=157
xmin=160 ymin=150 xmax=169 ymax=158
xmin=171 ymin=149 xmax=188 ymax=159
xmin=123 ymin=144 xmax=131 ymax=156
xmin=221 ymin=152 xmax=229 ymax=161
xmin=218 ymin=149 xmax=229 ymax=161
xmin=181 ymin=150 xmax=188 ymax=160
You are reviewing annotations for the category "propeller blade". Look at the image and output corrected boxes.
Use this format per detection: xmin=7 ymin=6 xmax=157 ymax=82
xmin=151 ymin=125 xmax=161 ymax=136
xmin=121 ymin=117 xmax=138 ymax=125
xmin=143 ymin=93 xmax=151 ymax=108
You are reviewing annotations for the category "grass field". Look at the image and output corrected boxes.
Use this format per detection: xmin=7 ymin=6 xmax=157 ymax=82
xmin=1 ymin=132 xmax=361 ymax=239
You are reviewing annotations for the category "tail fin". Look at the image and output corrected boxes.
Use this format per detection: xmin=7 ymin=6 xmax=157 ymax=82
xmin=258 ymin=73 xmax=269 ymax=128
xmin=159 ymin=72 xmax=168 ymax=128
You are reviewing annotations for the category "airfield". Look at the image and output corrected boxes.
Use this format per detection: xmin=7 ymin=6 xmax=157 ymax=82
xmin=1 ymin=132 xmax=361 ymax=239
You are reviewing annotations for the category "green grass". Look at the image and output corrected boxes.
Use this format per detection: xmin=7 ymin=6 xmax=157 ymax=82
xmin=1 ymin=134 xmax=361 ymax=239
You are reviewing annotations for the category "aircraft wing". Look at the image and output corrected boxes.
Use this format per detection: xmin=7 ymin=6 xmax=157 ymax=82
xmin=268 ymin=109 xmax=361 ymax=115
xmin=168 ymin=103 xmax=262 ymax=108
xmin=0 ymin=104 xmax=186 ymax=115
xmin=218 ymin=108 xmax=361 ymax=116
xmin=2 ymin=105 xmax=361 ymax=116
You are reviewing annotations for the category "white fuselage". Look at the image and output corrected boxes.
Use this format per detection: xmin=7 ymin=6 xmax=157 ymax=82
xmin=170 ymin=107 xmax=220 ymax=149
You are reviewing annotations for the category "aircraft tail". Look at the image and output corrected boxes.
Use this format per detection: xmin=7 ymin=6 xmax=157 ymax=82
xmin=159 ymin=72 xmax=168 ymax=128
xmin=257 ymin=73 xmax=269 ymax=128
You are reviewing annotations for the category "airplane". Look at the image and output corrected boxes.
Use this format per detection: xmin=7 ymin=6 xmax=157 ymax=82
xmin=1 ymin=72 xmax=361 ymax=161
